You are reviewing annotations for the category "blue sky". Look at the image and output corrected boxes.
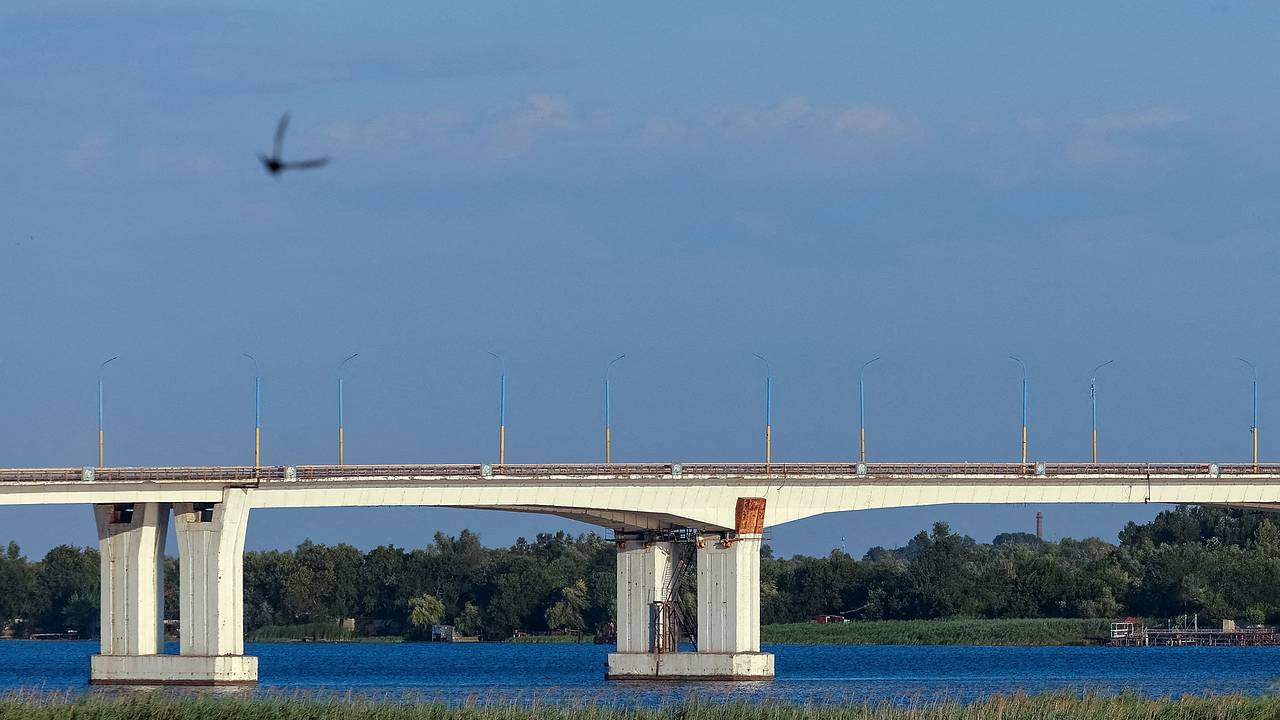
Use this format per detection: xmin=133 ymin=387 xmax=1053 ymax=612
xmin=3 ymin=1 xmax=1280 ymax=557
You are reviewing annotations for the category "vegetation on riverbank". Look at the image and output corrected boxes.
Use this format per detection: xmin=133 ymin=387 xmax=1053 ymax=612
xmin=761 ymin=618 xmax=1112 ymax=646
xmin=5 ymin=505 xmax=1280 ymax=642
xmin=246 ymin=622 xmax=403 ymax=643
xmin=509 ymin=632 xmax=591 ymax=643
xmin=3 ymin=692 xmax=1279 ymax=720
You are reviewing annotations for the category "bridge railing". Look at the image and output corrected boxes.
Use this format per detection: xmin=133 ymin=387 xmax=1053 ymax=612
xmin=4 ymin=462 xmax=1280 ymax=484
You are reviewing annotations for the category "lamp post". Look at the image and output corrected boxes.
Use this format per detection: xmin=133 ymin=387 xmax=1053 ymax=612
xmin=1239 ymin=358 xmax=1259 ymax=469
xmin=337 ymin=353 xmax=358 ymax=465
xmin=97 ymin=356 xmax=119 ymax=466
xmin=858 ymin=356 xmax=881 ymax=463
xmin=1090 ymin=360 xmax=1114 ymax=464
xmin=1009 ymin=356 xmax=1028 ymax=464
xmin=604 ymin=355 xmax=625 ymax=464
xmin=487 ymin=352 xmax=506 ymax=465
xmin=243 ymin=353 xmax=261 ymax=468
xmin=752 ymin=353 xmax=772 ymax=466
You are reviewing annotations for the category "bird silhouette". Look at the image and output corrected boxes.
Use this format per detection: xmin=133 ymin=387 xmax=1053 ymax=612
xmin=258 ymin=113 xmax=330 ymax=175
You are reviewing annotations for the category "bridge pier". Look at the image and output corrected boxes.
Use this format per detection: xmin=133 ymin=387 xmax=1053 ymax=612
xmin=89 ymin=490 xmax=256 ymax=685
xmin=90 ymin=502 xmax=169 ymax=683
xmin=607 ymin=498 xmax=773 ymax=680
xmin=172 ymin=489 xmax=257 ymax=684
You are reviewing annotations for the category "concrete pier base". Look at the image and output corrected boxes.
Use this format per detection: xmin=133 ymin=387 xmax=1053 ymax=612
xmin=90 ymin=655 xmax=258 ymax=686
xmin=88 ymin=490 xmax=257 ymax=686
xmin=606 ymin=651 xmax=774 ymax=680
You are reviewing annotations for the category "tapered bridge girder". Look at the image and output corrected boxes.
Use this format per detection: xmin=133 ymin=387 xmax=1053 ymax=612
xmin=6 ymin=463 xmax=1280 ymax=533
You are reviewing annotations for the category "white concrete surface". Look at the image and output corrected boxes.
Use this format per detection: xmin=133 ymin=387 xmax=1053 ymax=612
xmin=8 ymin=467 xmax=1280 ymax=534
xmin=94 ymin=502 xmax=168 ymax=658
xmin=174 ymin=488 xmax=251 ymax=660
xmin=89 ymin=655 xmax=258 ymax=685
xmin=697 ymin=535 xmax=762 ymax=654
xmin=615 ymin=540 xmax=674 ymax=653
xmin=606 ymin=651 xmax=774 ymax=680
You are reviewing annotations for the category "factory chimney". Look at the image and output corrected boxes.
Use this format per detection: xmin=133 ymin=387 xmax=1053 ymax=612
xmin=1035 ymin=511 xmax=1044 ymax=541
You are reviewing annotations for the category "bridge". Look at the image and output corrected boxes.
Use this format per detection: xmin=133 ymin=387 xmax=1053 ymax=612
xmin=4 ymin=461 xmax=1279 ymax=685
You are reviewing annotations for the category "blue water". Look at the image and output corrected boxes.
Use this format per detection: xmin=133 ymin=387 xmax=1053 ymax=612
xmin=1 ymin=641 xmax=1277 ymax=704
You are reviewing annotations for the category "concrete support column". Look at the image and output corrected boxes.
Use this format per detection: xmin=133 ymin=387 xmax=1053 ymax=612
xmin=170 ymin=487 xmax=256 ymax=684
xmin=696 ymin=534 xmax=763 ymax=652
xmin=613 ymin=539 xmax=675 ymax=654
xmin=174 ymin=489 xmax=249 ymax=657
xmin=92 ymin=502 xmax=169 ymax=659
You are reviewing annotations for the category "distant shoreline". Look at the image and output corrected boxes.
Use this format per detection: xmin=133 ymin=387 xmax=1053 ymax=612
xmin=239 ymin=617 xmax=1112 ymax=646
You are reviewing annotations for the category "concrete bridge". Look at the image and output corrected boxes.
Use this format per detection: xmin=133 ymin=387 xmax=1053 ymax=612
xmin=4 ymin=461 xmax=1280 ymax=685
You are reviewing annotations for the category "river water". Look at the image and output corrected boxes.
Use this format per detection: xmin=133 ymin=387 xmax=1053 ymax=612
xmin=1 ymin=641 xmax=1277 ymax=704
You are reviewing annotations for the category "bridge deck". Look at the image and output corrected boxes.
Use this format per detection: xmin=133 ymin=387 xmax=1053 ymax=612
xmin=1 ymin=462 xmax=1276 ymax=484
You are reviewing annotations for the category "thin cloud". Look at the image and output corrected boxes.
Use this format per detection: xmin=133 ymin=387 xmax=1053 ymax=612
xmin=1083 ymin=108 xmax=1190 ymax=133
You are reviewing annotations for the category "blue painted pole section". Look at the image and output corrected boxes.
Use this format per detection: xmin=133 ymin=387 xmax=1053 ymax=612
xmin=1253 ymin=379 xmax=1259 ymax=431
xmin=1022 ymin=378 xmax=1028 ymax=429
xmin=765 ymin=375 xmax=772 ymax=428
xmin=858 ymin=378 xmax=865 ymax=436
xmin=1091 ymin=376 xmax=1098 ymax=464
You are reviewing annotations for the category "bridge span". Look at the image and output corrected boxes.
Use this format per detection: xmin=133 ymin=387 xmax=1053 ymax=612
xmin=4 ymin=461 xmax=1279 ymax=685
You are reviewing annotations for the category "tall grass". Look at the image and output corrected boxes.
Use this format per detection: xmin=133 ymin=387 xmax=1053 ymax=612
xmin=245 ymin=622 xmax=356 ymax=642
xmin=510 ymin=633 xmax=590 ymax=644
xmin=1 ymin=692 xmax=1277 ymax=720
xmin=761 ymin=618 xmax=1112 ymax=646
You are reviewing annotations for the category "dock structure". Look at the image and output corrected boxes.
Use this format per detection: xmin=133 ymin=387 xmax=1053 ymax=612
xmin=1110 ymin=621 xmax=1280 ymax=647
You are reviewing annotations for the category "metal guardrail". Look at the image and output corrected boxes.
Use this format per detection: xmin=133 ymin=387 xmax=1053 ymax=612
xmin=3 ymin=462 xmax=1280 ymax=484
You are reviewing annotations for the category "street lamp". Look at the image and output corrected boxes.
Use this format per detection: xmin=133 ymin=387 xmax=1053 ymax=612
xmin=858 ymin=356 xmax=881 ymax=464
xmin=97 ymin=356 xmax=119 ymax=466
xmin=1009 ymin=356 xmax=1028 ymax=464
xmin=604 ymin=355 xmax=625 ymax=464
xmin=243 ymin=353 xmax=261 ymax=468
xmin=1239 ymin=358 xmax=1259 ymax=468
xmin=487 ymin=352 xmax=506 ymax=465
xmin=337 ymin=353 xmax=358 ymax=465
xmin=1090 ymin=360 xmax=1114 ymax=464
xmin=752 ymin=353 xmax=772 ymax=466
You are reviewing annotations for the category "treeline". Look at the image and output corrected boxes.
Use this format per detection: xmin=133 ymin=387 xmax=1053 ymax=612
xmin=4 ymin=506 xmax=1280 ymax=639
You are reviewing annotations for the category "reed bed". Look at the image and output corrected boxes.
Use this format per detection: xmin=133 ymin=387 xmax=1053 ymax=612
xmin=1 ymin=692 xmax=1277 ymax=720
xmin=762 ymin=618 xmax=1112 ymax=646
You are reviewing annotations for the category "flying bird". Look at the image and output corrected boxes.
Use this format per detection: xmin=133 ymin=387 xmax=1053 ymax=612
xmin=258 ymin=113 xmax=330 ymax=175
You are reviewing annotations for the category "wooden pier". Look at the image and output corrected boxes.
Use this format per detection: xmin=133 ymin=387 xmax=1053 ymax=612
xmin=1110 ymin=621 xmax=1280 ymax=647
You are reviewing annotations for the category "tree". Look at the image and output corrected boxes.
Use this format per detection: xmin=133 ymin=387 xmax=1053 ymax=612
xmin=455 ymin=602 xmax=483 ymax=636
xmin=408 ymin=594 xmax=445 ymax=630
xmin=545 ymin=579 xmax=588 ymax=632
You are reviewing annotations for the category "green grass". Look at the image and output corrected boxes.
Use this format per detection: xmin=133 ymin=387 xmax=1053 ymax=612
xmin=3 ymin=693 xmax=1279 ymax=720
xmin=761 ymin=618 xmax=1113 ymax=646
